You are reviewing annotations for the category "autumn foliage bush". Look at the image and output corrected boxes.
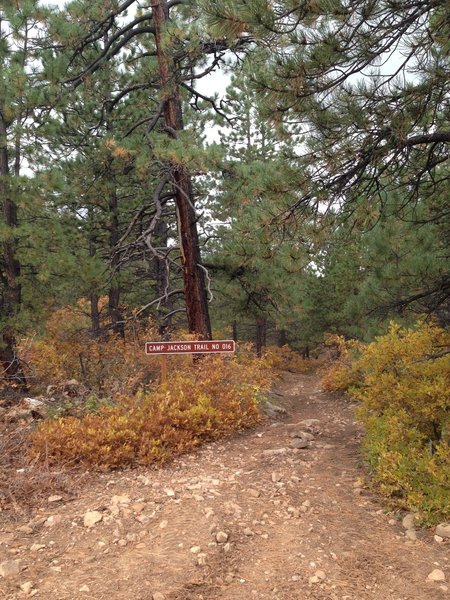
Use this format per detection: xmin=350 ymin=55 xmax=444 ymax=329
xmin=30 ymin=352 xmax=271 ymax=469
xmin=322 ymin=322 xmax=450 ymax=523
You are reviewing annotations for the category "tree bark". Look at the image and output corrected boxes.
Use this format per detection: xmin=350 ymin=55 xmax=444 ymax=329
xmin=232 ymin=320 xmax=238 ymax=342
xmin=152 ymin=0 xmax=212 ymax=340
xmin=255 ymin=318 xmax=267 ymax=358
xmin=277 ymin=328 xmax=287 ymax=347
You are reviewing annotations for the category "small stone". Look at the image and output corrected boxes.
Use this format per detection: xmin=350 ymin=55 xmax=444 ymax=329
xmin=300 ymin=419 xmax=320 ymax=427
xmin=165 ymin=488 xmax=176 ymax=497
xmin=436 ymin=523 xmax=450 ymax=539
xmin=402 ymin=513 xmax=415 ymax=530
xmin=20 ymin=581 xmax=33 ymax=595
xmin=434 ymin=535 xmax=443 ymax=543
xmin=79 ymin=584 xmax=90 ymax=592
xmin=291 ymin=438 xmax=309 ymax=449
xmin=47 ymin=495 xmax=62 ymax=503
xmin=309 ymin=570 xmax=326 ymax=584
xmin=83 ymin=511 xmax=103 ymax=528
xmin=243 ymin=528 xmax=254 ymax=536
xmin=110 ymin=495 xmax=130 ymax=506
xmin=216 ymin=531 xmax=229 ymax=543
xmin=427 ymin=569 xmax=445 ymax=582
xmin=190 ymin=546 xmax=202 ymax=554
xmin=18 ymin=526 xmax=33 ymax=534
xmin=262 ymin=448 xmax=287 ymax=457
xmin=152 ymin=593 xmax=166 ymax=600
xmin=248 ymin=489 xmax=260 ymax=498
xmin=44 ymin=515 xmax=62 ymax=527
xmin=223 ymin=543 xmax=232 ymax=553
xmin=271 ymin=472 xmax=282 ymax=483
xmin=132 ymin=502 xmax=146 ymax=513
xmin=159 ymin=520 xmax=168 ymax=529
xmin=118 ymin=539 xmax=127 ymax=547
xmin=197 ymin=553 xmax=207 ymax=565
xmin=30 ymin=544 xmax=46 ymax=551
xmin=405 ymin=529 xmax=417 ymax=541
xmin=0 ymin=560 xmax=22 ymax=578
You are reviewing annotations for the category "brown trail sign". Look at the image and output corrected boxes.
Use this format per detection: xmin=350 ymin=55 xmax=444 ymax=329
xmin=145 ymin=340 xmax=236 ymax=384
xmin=145 ymin=340 xmax=236 ymax=356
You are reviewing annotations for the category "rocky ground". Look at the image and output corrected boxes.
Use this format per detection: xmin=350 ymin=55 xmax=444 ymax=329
xmin=0 ymin=372 xmax=448 ymax=599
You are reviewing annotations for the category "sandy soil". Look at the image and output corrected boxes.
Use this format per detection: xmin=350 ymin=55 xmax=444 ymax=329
xmin=0 ymin=372 xmax=448 ymax=599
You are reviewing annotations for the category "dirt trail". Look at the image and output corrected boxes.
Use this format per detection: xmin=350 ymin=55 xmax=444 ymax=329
xmin=1 ymin=372 xmax=448 ymax=600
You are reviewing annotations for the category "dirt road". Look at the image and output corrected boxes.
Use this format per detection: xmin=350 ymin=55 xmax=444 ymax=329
xmin=0 ymin=372 xmax=448 ymax=599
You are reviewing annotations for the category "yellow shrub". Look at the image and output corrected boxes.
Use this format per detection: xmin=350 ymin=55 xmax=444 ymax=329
xmin=29 ymin=353 xmax=270 ymax=469
xmin=263 ymin=345 xmax=313 ymax=373
xmin=339 ymin=321 xmax=450 ymax=524
xmin=321 ymin=334 xmax=363 ymax=391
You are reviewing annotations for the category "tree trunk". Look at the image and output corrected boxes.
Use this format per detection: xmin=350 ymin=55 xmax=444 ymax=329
xmin=107 ymin=186 xmax=125 ymax=338
xmin=105 ymin=103 xmax=125 ymax=339
xmin=278 ymin=328 xmax=287 ymax=347
xmin=0 ymin=114 xmax=26 ymax=386
xmin=152 ymin=0 xmax=212 ymax=340
xmin=232 ymin=320 xmax=238 ymax=342
xmin=255 ymin=319 xmax=267 ymax=358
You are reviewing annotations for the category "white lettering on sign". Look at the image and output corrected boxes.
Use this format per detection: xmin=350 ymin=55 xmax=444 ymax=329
xmin=145 ymin=340 xmax=236 ymax=355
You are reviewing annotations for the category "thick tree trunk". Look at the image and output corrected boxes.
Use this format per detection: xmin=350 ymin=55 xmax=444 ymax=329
xmin=0 ymin=114 xmax=26 ymax=386
xmin=255 ymin=318 xmax=267 ymax=358
xmin=152 ymin=0 xmax=212 ymax=340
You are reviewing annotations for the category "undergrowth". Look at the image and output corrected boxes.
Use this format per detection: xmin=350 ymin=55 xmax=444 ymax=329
xmin=322 ymin=321 xmax=450 ymax=524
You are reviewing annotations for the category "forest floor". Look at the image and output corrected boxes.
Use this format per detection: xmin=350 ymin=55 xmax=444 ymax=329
xmin=0 ymin=372 xmax=448 ymax=600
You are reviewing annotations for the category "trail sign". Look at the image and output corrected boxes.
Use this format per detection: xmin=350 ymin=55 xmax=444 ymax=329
xmin=145 ymin=340 xmax=236 ymax=355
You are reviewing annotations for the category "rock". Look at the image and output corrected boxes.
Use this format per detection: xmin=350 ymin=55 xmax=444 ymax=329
xmin=248 ymin=489 xmax=260 ymax=498
xmin=132 ymin=502 xmax=146 ymax=513
xmin=197 ymin=553 xmax=207 ymax=566
xmin=309 ymin=570 xmax=326 ymax=584
xmin=164 ymin=488 xmax=176 ymax=497
xmin=436 ymin=523 xmax=450 ymax=539
xmin=153 ymin=593 xmax=166 ymax=600
xmin=18 ymin=526 xmax=33 ymax=534
xmin=242 ymin=528 xmax=254 ymax=536
xmin=434 ymin=535 xmax=443 ymax=543
xmin=262 ymin=402 xmax=287 ymax=418
xmin=291 ymin=438 xmax=309 ymax=449
xmin=30 ymin=544 xmax=46 ymax=552
xmin=83 ymin=511 xmax=103 ymax=528
xmin=48 ymin=495 xmax=63 ymax=503
xmin=300 ymin=419 xmax=320 ymax=427
xmin=110 ymin=495 xmax=130 ymax=506
xmin=271 ymin=472 xmax=282 ymax=483
xmin=159 ymin=520 xmax=168 ymax=529
xmin=79 ymin=584 xmax=90 ymax=592
xmin=0 ymin=560 xmax=22 ymax=578
xmin=289 ymin=430 xmax=314 ymax=441
xmin=402 ymin=513 xmax=415 ymax=530
xmin=20 ymin=581 xmax=34 ymax=595
xmin=118 ymin=539 xmax=127 ymax=547
xmin=44 ymin=515 xmax=62 ymax=527
xmin=405 ymin=529 xmax=417 ymax=541
xmin=190 ymin=546 xmax=202 ymax=554
xmin=216 ymin=531 xmax=229 ymax=543
xmin=427 ymin=569 xmax=446 ymax=582
xmin=223 ymin=543 xmax=232 ymax=553
xmin=262 ymin=448 xmax=287 ymax=457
